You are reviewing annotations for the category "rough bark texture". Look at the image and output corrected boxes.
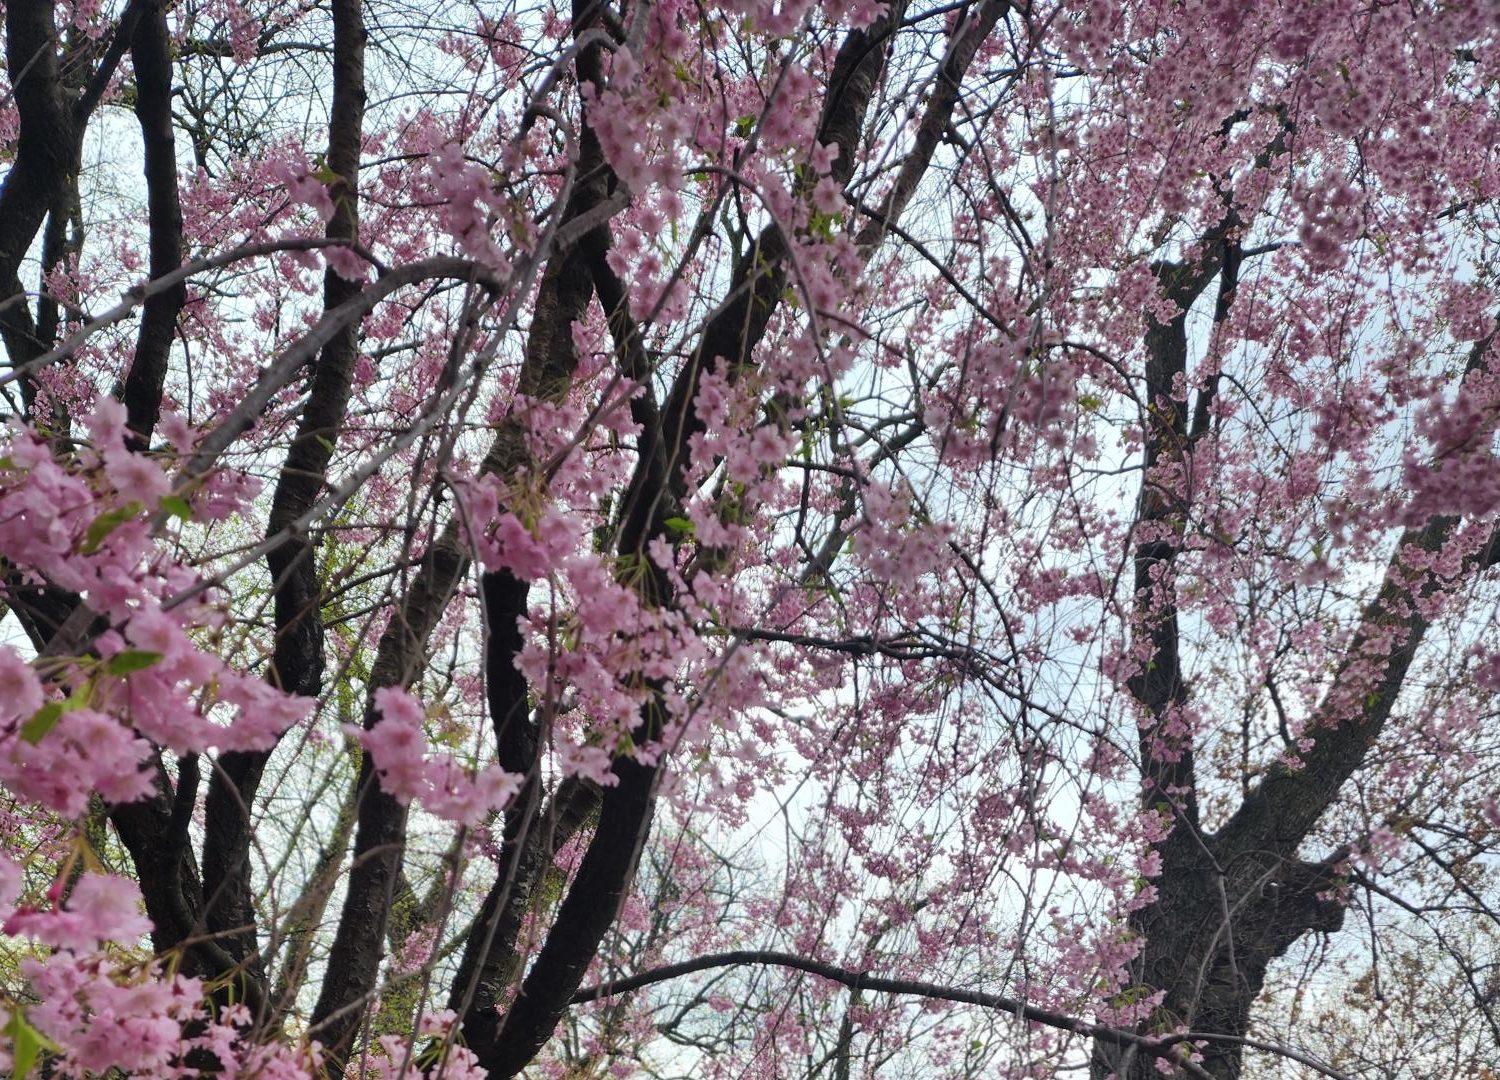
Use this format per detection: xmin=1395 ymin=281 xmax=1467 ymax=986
xmin=10 ymin=2 xmax=1425 ymax=1075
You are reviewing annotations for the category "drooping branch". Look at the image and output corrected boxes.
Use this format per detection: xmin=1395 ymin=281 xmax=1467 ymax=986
xmin=268 ymin=771 xmax=360 ymax=1027
xmin=472 ymin=9 xmax=932 ymax=1077
xmin=0 ymin=2 xmax=203 ymax=986
xmin=574 ymin=950 xmax=1357 ymax=1080
xmin=1217 ymin=512 xmax=1453 ymax=860
xmin=447 ymin=0 xmax=624 ymax=1059
xmin=572 ymin=950 xmax=1233 ymax=1080
xmin=0 ymin=2 xmax=208 ymax=972
xmin=308 ymin=544 xmax=460 ymax=1066
xmin=0 ymin=244 xmax=499 ymax=1049
xmin=201 ymin=0 xmax=367 ymax=1013
xmin=315 ymin=14 xmax=625 ymax=1068
xmin=1219 ymin=323 xmax=1499 ymax=862
xmin=854 ymin=0 xmax=1010 ymax=252
xmin=645 ymin=0 xmax=914 ymax=523
xmin=1104 ymin=296 xmax=1498 ymax=1080
xmin=28 ymin=255 xmax=498 ymax=665
xmin=3 ymin=236 xmax=389 ymax=390
xmin=1100 ymin=198 xmax=1285 ymax=1080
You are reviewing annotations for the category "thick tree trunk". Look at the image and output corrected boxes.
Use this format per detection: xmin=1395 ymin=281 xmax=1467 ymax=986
xmin=1095 ymin=227 xmax=1499 ymax=1077
xmin=1092 ymin=841 xmax=1344 ymax=1080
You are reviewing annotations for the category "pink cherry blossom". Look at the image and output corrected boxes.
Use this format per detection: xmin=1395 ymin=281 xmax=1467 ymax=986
xmin=5 ymin=873 xmax=151 ymax=952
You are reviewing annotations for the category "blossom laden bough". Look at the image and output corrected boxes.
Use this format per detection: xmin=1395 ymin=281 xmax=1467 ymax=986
xmin=1 ymin=1 xmax=1499 ymax=1079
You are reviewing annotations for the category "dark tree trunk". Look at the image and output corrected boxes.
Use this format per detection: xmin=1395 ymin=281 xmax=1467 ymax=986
xmin=1093 ymin=221 xmax=1499 ymax=1078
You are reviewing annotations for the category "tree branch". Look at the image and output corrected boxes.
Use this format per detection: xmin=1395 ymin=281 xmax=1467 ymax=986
xmin=0 ymin=0 xmax=79 ymax=372
xmin=573 ymin=950 xmax=1220 ymax=1079
xmin=120 ymin=0 xmax=186 ymax=448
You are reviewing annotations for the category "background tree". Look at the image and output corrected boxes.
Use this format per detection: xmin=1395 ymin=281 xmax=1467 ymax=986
xmin=1 ymin=1 xmax=1500 ymax=1079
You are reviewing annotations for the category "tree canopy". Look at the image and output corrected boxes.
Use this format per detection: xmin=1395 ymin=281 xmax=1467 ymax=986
xmin=2 ymin=1 xmax=1500 ymax=1078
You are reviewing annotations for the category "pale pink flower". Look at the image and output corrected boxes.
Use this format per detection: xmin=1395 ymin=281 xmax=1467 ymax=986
xmin=6 ymin=873 xmax=151 ymax=952
xmin=811 ymin=175 xmax=846 ymax=216
xmin=0 ymin=855 xmax=22 ymax=915
xmin=0 ymin=648 xmax=44 ymax=722
xmin=84 ymin=396 xmax=129 ymax=450
xmin=104 ymin=447 xmax=170 ymax=507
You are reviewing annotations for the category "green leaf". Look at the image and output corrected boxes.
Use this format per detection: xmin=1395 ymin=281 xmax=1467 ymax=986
xmin=20 ymin=702 xmax=65 ymax=744
xmin=3 ymin=1009 xmax=56 ymax=1079
xmin=81 ymin=502 xmax=143 ymax=555
xmin=807 ymin=209 xmax=841 ymax=241
xmin=663 ymin=516 xmax=694 ymax=537
xmin=160 ymin=494 xmax=192 ymax=521
xmin=104 ymin=650 xmax=163 ymax=675
xmin=21 ymin=684 xmax=92 ymax=744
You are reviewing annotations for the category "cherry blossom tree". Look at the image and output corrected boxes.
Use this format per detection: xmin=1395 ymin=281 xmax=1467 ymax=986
xmin=2 ymin=0 xmax=1500 ymax=1078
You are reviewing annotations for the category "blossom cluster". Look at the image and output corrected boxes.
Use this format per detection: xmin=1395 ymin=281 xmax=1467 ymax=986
xmin=353 ymin=687 xmax=523 ymax=826
xmin=0 ymin=399 xmax=310 ymax=816
xmin=0 ymin=861 xmax=488 ymax=1078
